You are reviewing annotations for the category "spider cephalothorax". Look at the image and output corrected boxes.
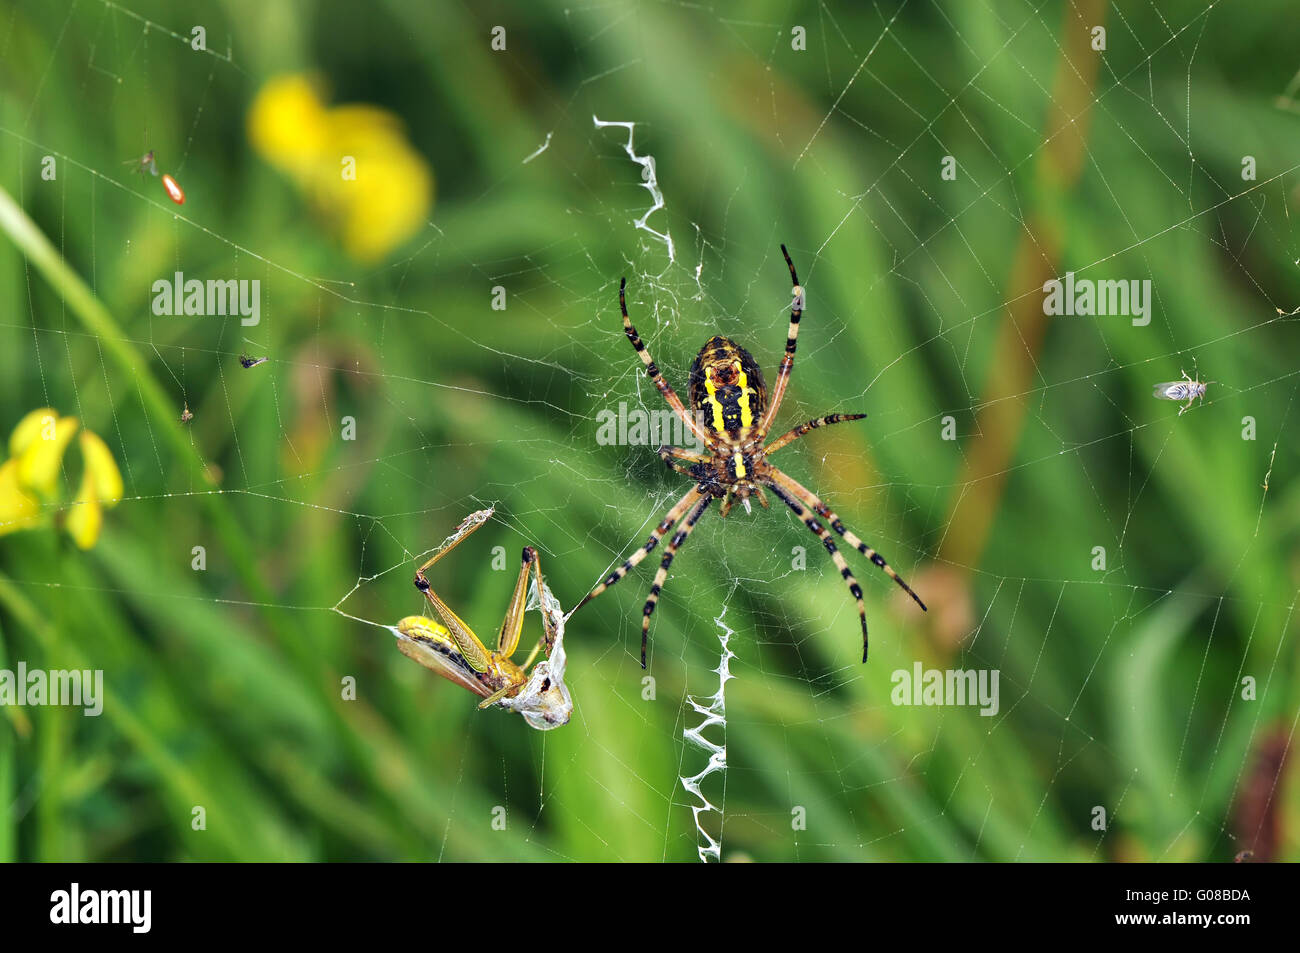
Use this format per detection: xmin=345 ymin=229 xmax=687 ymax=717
xmin=577 ymin=245 xmax=927 ymax=667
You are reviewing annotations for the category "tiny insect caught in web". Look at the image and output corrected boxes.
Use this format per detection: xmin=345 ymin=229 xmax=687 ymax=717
xmin=389 ymin=507 xmax=572 ymax=730
xmin=1153 ymin=369 xmax=1212 ymax=415
xmin=239 ymin=354 xmax=268 ymax=369
xmin=180 ymin=403 xmax=194 ymax=423
xmin=124 ymin=150 xmax=160 ymax=177
xmin=124 ymin=149 xmax=185 ymax=204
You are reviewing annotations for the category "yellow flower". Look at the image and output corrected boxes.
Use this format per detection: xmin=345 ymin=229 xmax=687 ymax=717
xmin=247 ymin=75 xmax=330 ymax=173
xmin=66 ymin=431 xmax=124 ymax=550
xmin=0 ymin=458 xmax=42 ymax=536
xmin=78 ymin=430 xmax=124 ymax=505
xmin=0 ymin=411 xmax=123 ymax=549
xmin=248 ymin=74 xmax=434 ymax=262
xmin=65 ymin=474 xmax=103 ymax=551
xmin=8 ymin=407 xmax=53 ymax=455
xmin=10 ymin=408 xmax=78 ymax=497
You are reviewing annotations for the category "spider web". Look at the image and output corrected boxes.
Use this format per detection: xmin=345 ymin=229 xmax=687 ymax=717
xmin=1 ymin=0 xmax=1299 ymax=863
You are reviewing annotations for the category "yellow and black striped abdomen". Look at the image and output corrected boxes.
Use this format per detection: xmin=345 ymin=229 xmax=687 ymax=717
xmin=688 ymin=336 xmax=768 ymax=438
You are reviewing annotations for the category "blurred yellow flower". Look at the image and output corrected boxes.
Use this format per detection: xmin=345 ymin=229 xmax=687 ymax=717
xmin=65 ymin=478 xmax=103 ymax=551
xmin=67 ymin=431 xmax=124 ymax=550
xmin=9 ymin=407 xmax=55 ymax=455
xmin=78 ymin=430 xmax=124 ymax=504
xmin=248 ymin=74 xmax=434 ymax=262
xmin=0 ymin=459 xmax=41 ymax=536
xmin=10 ymin=408 xmax=77 ymax=497
xmin=247 ymin=75 xmax=330 ymax=171
xmin=0 ymin=410 xmax=123 ymax=549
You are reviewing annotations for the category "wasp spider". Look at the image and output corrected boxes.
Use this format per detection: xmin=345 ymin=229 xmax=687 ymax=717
xmin=578 ymin=245 xmax=926 ymax=667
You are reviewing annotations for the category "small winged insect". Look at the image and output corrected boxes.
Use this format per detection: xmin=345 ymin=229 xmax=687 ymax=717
xmin=124 ymin=151 xmax=184 ymax=203
xmin=239 ymin=354 xmax=268 ymax=369
xmin=180 ymin=403 xmax=194 ymax=423
xmin=1153 ymin=369 xmax=1211 ymax=415
xmin=125 ymin=150 xmax=159 ymax=177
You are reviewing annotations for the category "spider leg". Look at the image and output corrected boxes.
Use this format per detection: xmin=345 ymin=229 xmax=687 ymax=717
xmin=620 ymin=278 xmax=712 ymax=446
xmin=757 ymin=244 xmax=805 ymax=435
xmin=658 ymin=445 xmax=709 ymax=479
xmin=764 ymin=413 xmax=867 ymax=456
xmin=658 ymin=445 xmax=709 ymax=464
xmin=765 ymin=466 xmax=927 ymax=613
xmin=577 ymin=484 xmax=705 ymax=609
xmin=640 ymin=493 xmax=714 ymax=667
xmin=662 ymin=459 xmax=699 ymax=479
xmin=719 ymin=489 xmax=734 ymax=519
xmin=754 ymin=485 xmax=771 ymax=509
xmin=764 ymin=479 xmax=871 ymax=661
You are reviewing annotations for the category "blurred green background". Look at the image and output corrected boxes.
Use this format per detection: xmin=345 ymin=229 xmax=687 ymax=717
xmin=1 ymin=0 xmax=1298 ymax=862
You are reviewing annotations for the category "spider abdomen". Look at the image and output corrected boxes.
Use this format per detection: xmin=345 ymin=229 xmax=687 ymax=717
xmin=688 ymin=335 xmax=768 ymax=437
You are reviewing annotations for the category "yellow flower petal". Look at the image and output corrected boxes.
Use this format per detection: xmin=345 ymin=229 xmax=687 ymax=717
xmin=16 ymin=415 xmax=78 ymax=497
xmin=0 ymin=458 xmax=43 ymax=536
xmin=248 ymin=75 xmax=330 ymax=174
xmin=9 ymin=407 xmax=58 ymax=457
xmin=339 ymin=139 xmax=433 ymax=262
xmin=66 ymin=475 xmax=103 ymax=550
xmin=79 ymin=430 xmax=123 ymax=507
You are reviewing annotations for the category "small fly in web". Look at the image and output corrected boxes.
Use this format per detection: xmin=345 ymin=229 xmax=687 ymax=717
xmin=1153 ymin=368 xmax=1212 ymax=415
xmin=125 ymin=149 xmax=160 ymax=177
xmin=576 ymin=244 xmax=927 ymax=667
xmin=239 ymin=354 xmax=268 ymax=369
xmin=124 ymin=148 xmax=185 ymax=204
